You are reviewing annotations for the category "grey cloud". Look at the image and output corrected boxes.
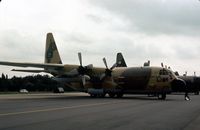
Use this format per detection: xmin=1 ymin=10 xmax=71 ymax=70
xmin=0 ymin=30 xmax=43 ymax=62
xmin=87 ymin=14 xmax=103 ymax=24
xmin=83 ymin=36 xmax=167 ymax=60
xmin=89 ymin=0 xmax=200 ymax=35
xmin=172 ymin=44 xmax=200 ymax=59
xmin=63 ymin=33 xmax=94 ymax=45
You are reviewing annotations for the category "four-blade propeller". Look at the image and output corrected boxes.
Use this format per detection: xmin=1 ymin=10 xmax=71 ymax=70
xmin=100 ymin=57 xmax=117 ymax=80
xmin=77 ymin=52 xmax=92 ymax=86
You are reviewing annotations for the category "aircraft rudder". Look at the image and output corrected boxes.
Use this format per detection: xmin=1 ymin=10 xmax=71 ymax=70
xmin=116 ymin=52 xmax=127 ymax=67
xmin=45 ymin=33 xmax=62 ymax=64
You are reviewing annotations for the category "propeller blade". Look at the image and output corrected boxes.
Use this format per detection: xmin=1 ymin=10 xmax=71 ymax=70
xmin=101 ymin=57 xmax=116 ymax=79
xmin=78 ymin=52 xmax=82 ymax=66
xmin=84 ymin=75 xmax=90 ymax=80
xmin=103 ymin=58 xmax=108 ymax=69
xmin=110 ymin=63 xmax=117 ymax=70
xmin=82 ymin=76 xmax=86 ymax=86
xmin=161 ymin=63 xmax=164 ymax=67
xmin=100 ymin=73 xmax=106 ymax=81
xmin=81 ymin=75 xmax=90 ymax=86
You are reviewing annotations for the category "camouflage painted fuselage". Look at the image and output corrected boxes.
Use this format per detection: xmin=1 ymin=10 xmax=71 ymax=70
xmin=66 ymin=66 xmax=176 ymax=94
xmin=112 ymin=66 xmax=175 ymax=93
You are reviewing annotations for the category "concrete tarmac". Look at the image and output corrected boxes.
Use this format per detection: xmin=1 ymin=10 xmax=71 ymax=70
xmin=0 ymin=93 xmax=200 ymax=130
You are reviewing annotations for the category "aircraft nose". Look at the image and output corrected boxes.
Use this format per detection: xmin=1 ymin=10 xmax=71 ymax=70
xmin=171 ymin=78 xmax=186 ymax=92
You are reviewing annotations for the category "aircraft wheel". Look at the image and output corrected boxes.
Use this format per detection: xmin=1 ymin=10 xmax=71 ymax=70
xmin=108 ymin=93 xmax=115 ymax=98
xmin=158 ymin=93 xmax=166 ymax=100
xmin=90 ymin=94 xmax=97 ymax=98
xmin=194 ymin=91 xmax=199 ymax=95
xmin=116 ymin=93 xmax=123 ymax=98
xmin=148 ymin=94 xmax=156 ymax=97
xmin=99 ymin=93 xmax=106 ymax=98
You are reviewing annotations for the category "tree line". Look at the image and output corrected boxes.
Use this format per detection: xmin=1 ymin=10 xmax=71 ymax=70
xmin=0 ymin=73 xmax=74 ymax=92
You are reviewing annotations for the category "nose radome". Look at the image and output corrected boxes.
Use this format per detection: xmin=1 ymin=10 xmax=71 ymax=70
xmin=171 ymin=78 xmax=186 ymax=92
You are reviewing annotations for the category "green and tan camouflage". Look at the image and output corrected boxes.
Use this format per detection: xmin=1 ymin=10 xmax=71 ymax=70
xmin=45 ymin=33 xmax=62 ymax=64
xmin=0 ymin=33 xmax=189 ymax=100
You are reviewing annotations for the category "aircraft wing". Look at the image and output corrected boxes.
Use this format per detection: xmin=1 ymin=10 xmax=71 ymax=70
xmin=0 ymin=61 xmax=64 ymax=69
xmin=11 ymin=69 xmax=50 ymax=73
xmin=0 ymin=61 xmax=82 ymax=76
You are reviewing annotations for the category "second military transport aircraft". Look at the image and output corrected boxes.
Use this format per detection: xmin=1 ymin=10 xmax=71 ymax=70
xmin=0 ymin=33 xmax=190 ymax=100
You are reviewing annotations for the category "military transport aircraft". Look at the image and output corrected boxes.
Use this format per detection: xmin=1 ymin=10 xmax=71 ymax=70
xmin=0 ymin=33 xmax=189 ymax=100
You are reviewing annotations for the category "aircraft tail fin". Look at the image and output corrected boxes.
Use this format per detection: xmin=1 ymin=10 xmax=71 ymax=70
xmin=116 ymin=53 xmax=127 ymax=67
xmin=45 ymin=33 xmax=62 ymax=64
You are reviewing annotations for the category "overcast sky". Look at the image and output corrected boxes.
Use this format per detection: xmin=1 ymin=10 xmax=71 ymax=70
xmin=0 ymin=0 xmax=200 ymax=77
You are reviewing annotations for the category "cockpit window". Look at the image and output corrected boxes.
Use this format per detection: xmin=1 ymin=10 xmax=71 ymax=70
xmin=159 ymin=69 xmax=168 ymax=75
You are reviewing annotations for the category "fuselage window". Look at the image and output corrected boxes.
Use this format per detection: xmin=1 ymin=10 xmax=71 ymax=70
xmin=158 ymin=69 xmax=169 ymax=82
xmin=159 ymin=69 xmax=168 ymax=76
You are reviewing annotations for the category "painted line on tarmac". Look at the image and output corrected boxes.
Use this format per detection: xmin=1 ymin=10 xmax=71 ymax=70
xmin=0 ymin=101 xmax=126 ymax=117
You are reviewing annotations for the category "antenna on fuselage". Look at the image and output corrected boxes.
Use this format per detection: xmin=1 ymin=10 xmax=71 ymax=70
xmin=144 ymin=60 xmax=150 ymax=67
xmin=183 ymin=71 xmax=187 ymax=76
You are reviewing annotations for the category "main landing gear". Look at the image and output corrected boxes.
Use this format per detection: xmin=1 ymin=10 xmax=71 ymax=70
xmin=157 ymin=93 xmax=166 ymax=100
xmin=90 ymin=92 xmax=124 ymax=98
xmin=90 ymin=93 xmax=106 ymax=98
xmin=88 ymin=89 xmax=124 ymax=98
xmin=108 ymin=93 xmax=124 ymax=98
